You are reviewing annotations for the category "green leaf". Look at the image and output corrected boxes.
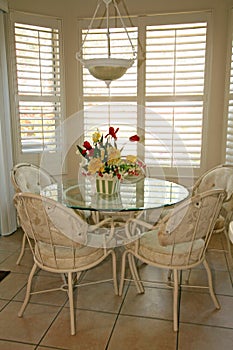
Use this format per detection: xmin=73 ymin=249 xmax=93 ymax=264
xmin=77 ymin=145 xmax=86 ymax=158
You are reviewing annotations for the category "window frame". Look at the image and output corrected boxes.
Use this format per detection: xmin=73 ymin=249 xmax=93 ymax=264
xmin=8 ymin=11 xmax=66 ymax=171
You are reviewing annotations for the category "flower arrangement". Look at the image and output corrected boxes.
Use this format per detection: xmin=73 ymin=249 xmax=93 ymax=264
xmin=76 ymin=126 xmax=145 ymax=181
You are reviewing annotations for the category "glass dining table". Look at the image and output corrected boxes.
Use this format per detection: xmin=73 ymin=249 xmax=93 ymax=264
xmin=41 ymin=176 xmax=189 ymax=214
xmin=41 ymin=177 xmax=189 ymax=246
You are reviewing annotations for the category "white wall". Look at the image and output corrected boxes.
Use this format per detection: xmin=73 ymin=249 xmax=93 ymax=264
xmin=7 ymin=0 xmax=233 ymax=175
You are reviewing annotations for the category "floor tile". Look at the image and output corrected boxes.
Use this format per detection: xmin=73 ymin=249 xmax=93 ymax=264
xmin=0 ymin=272 xmax=28 ymax=300
xmin=180 ymin=291 xmax=233 ymax=328
xmin=14 ymin=274 xmax=69 ymax=307
xmin=0 ymin=299 xmax=9 ymax=311
xmin=66 ymin=281 xmax=121 ymax=313
xmin=40 ymin=308 xmax=117 ymax=350
xmin=81 ymin=256 xmax=116 ymax=282
xmin=178 ymin=323 xmax=233 ymax=350
xmin=0 ymin=249 xmax=16 ymax=264
xmin=208 ymin=234 xmax=224 ymax=250
xmin=0 ymin=301 xmax=61 ymax=344
xmin=0 ymin=229 xmax=23 ymax=251
xmin=0 ymin=250 xmax=33 ymax=273
xmin=206 ymin=251 xmax=229 ymax=271
xmin=0 ymin=339 xmax=35 ymax=349
xmin=135 ymin=262 xmax=170 ymax=283
xmin=108 ymin=314 xmax=176 ymax=350
xmin=37 ymin=347 xmax=68 ymax=350
xmin=120 ymin=285 xmax=173 ymax=321
xmin=181 ymin=269 xmax=233 ymax=296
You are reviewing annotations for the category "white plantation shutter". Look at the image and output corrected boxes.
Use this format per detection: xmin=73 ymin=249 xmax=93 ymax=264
xmin=225 ymin=14 xmax=233 ymax=164
xmin=10 ymin=12 xmax=65 ymax=168
xmin=79 ymin=12 xmax=211 ymax=175
xmin=225 ymin=98 xmax=233 ymax=164
xmin=145 ymin=21 xmax=208 ymax=169
xmin=145 ymin=101 xmax=203 ymax=167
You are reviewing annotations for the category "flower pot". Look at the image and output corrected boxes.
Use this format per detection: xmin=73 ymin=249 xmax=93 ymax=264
xmin=96 ymin=177 xmax=120 ymax=195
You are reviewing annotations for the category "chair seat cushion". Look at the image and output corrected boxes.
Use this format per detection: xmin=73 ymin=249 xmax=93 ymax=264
xmin=14 ymin=166 xmax=53 ymax=193
xmin=127 ymin=229 xmax=205 ymax=267
xmin=35 ymin=241 xmax=106 ymax=270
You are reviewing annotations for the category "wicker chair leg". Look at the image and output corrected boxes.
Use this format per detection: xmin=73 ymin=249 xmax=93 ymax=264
xmin=203 ymin=259 xmax=220 ymax=309
xmin=16 ymin=233 xmax=27 ymax=265
xmin=223 ymin=229 xmax=233 ymax=266
xmin=173 ymin=269 xmax=179 ymax=332
xmin=110 ymin=251 xmax=118 ymax=295
xmin=68 ymin=272 xmax=75 ymax=335
xmin=119 ymin=250 xmax=128 ymax=296
xmin=128 ymin=254 xmax=144 ymax=294
xmin=18 ymin=263 xmax=37 ymax=317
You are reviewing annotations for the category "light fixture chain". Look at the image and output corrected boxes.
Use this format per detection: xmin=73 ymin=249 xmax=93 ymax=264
xmin=76 ymin=0 xmax=136 ymax=84
xmin=112 ymin=0 xmax=137 ymax=58
xmin=106 ymin=2 xmax=111 ymax=58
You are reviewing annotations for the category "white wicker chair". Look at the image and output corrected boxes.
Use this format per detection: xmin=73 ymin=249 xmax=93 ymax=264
xmin=14 ymin=192 xmax=118 ymax=335
xmin=11 ymin=163 xmax=56 ymax=264
xmin=192 ymin=164 xmax=233 ymax=265
xmin=119 ymin=189 xmax=226 ymax=332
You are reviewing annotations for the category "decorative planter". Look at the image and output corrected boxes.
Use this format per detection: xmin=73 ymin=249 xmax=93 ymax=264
xmin=96 ymin=177 xmax=120 ymax=195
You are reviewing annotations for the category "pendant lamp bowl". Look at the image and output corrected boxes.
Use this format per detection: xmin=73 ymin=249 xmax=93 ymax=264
xmin=76 ymin=0 xmax=136 ymax=84
xmin=81 ymin=57 xmax=134 ymax=82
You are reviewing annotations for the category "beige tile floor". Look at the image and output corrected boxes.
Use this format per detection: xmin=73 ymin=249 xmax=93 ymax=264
xmin=0 ymin=228 xmax=232 ymax=350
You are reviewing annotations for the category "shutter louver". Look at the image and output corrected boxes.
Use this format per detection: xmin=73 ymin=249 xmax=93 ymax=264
xmin=225 ymin=43 xmax=233 ymax=164
xmin=145 ymin=22 xmax=207 ymax=168
xmin=14 ymin=22 xmax=62 ymax=154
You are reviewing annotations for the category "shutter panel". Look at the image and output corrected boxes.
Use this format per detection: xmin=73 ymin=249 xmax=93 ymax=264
xmin=225 ymin=32 xmax=233 ymax=164
xmin=12 ymin=19 xmax=63 ymax=156
xmin=145 ymin=22 xmax=207 ymax=168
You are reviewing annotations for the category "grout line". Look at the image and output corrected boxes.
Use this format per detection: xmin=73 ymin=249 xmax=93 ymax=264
xmin=36 ymin=301 xmax=69 ymax=348
xmin=178 ymin=320 xmax=233 ymax=330
xmin=105 ymin=280 xmax=131 ymax=350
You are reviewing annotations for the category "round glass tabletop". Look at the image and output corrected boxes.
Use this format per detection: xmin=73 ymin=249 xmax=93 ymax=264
xmin=41 ymin=177 xmax=189 ymax=213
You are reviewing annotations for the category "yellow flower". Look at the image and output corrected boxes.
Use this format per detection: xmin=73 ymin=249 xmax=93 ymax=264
xmin=126 ymin=155 xmax=137 ymax=163
xmin=88 ymin=158 xmax=103 ymax=174
xmin=108 ymin=147 xmax=121 ymax=165
xmin=92 ymin=131 xmax=101 ymax=143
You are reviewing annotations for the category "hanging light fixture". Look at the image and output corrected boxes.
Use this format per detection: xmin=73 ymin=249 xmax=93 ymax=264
xmin=76 ymin=0 xmax=136 ymax=86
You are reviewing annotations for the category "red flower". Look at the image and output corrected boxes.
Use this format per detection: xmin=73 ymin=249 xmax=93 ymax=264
xmin=105 ymin=126 xmax=119 ymax=140
xmin=81 ymin=149 xmax=87 ymax=156
xmin=83 ymin=141 xmax=92 ymax=150
xmin=129 ymin=134 xmax=140 ymax=142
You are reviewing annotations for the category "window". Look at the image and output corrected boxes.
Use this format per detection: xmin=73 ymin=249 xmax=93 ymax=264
xmin=145 ymin=21 xmax=207 ymax=169
xmin=79 ymin=12 xmax=211 ymax=177
xmin=9 ymin=12 xmax=65 ymax=167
